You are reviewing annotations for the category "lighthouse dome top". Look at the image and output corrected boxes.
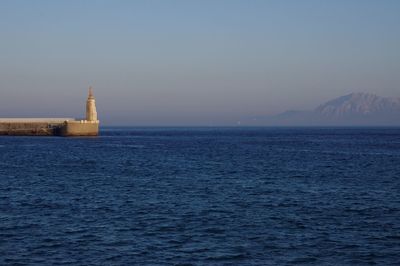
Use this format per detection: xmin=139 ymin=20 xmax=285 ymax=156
xmin=88 ymin=86 xmax=95 ymax=100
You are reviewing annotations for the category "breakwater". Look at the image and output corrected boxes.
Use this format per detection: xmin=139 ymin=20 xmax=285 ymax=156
xmin=0 ymin=119 xmax=99 ymax=136
xmin=0 ymin=119 xmax=67 ymax=136
xmin=0 ymin=88 xmax=99 ymax=137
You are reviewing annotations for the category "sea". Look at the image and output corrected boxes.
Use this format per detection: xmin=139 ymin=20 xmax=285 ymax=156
xmin=0 ymin=127 xmax=399 ymax=265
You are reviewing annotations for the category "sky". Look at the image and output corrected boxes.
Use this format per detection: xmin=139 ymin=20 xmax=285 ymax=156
xmin=0 ymin=0 xmax=399 ymax=126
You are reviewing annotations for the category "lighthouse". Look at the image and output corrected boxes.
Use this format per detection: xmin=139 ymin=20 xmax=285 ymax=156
xmin=86 ymin=86 xmax=98 ymax=121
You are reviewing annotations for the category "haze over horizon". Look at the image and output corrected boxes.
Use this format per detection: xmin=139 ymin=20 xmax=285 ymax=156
xmin=0 ymin=0 xmax=399 ymax=126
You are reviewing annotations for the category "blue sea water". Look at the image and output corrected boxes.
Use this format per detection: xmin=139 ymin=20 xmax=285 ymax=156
xmin=0 ymin=127 xmax=399 ymax=265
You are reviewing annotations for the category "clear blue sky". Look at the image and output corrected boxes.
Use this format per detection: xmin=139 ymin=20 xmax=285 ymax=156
xmin=0 ymin=0 xmax=399 ymax=125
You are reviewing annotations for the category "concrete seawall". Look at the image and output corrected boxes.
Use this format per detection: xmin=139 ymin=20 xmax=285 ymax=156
xmin=0 ymin=122 xmax=61 ymax=136
xmin=0 ymin=120 xmax=99 ymax=136
xmin=1 ymin=88 xmax=100 ymax=137
xmin=59 ymin=121 xmax=99 ymax=136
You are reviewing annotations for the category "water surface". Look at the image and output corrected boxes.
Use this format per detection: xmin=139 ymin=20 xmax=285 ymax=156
xmin=0 ymin=127 xmax=399 ymax=265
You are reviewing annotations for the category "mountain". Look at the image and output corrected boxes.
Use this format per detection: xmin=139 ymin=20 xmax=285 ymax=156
xmin=247 ymin=93 xmax=400 ymax=126
xmin=315 ymin=93 xmax=400 ymax=118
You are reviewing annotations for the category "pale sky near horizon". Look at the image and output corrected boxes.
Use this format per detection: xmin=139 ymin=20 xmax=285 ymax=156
xmin=0 ymin=0 xmax=399 ymax=125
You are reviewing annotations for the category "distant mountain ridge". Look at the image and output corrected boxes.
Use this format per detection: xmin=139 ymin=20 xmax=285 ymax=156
xmin=248 ymin=92 xmax=400 ymax=126
xmin=315 ymin=93 xmax=400 ymax=117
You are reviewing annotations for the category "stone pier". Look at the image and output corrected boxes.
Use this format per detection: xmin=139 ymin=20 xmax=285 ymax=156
xmin=0 ymin=88 xmax=100 ymax=137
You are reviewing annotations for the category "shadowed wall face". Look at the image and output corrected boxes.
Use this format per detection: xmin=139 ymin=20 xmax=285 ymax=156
xmin=0 ymin=0 xmax=399 ymax=125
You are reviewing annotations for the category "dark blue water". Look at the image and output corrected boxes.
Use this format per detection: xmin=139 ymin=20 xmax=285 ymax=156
xmin=1 ymin=127 xmax=400 ymax=265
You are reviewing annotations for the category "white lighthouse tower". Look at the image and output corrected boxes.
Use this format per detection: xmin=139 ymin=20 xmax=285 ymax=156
xmin=61 ymin=86 xmax=99 ymax=136
xmin=86 ymin=86 xmax=98 ymax=122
